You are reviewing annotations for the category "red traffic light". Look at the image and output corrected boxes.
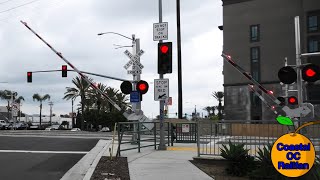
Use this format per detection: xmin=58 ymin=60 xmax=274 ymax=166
xmin=62 ymin=65 xmax=67 ymax=77
xmin=27 ymin=72 xmax=32 ymax=83
xmin=136 ymin=80 xmax=149 ymax=94
xmin=288 ymin=96 xmax=298 ymax=105
xmin=160 ymin=45 xmax=169 ymax=54
xmin=302 ymin=64 xmax=319 ymax=82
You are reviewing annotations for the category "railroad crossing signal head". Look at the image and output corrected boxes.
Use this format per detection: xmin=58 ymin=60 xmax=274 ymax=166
xmin=278 ymin=66 xmax=297 ymax=84
xmin=120 ymin=81 xmax=132 ymax=95
xmin=136 ymin=80 xmax=149 ymax=94
xmin=302 ymin=64 xmax=319 ymax=82
xmin=27 ymin=72 xmax=32 ymax=83
xmin=158 ymin=42 xmax=172 ymax=74
xmin=277 ymin=97 xmax=286 ymax=106
xmin=62 ymin=65 xmax=67 ymax=77
xmin=288 ymin=96 xmax=298 ymax=105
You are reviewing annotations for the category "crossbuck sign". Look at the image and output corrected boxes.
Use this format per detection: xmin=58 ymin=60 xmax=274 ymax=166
xmin=123 ymin=49 xmax=144 ymax=75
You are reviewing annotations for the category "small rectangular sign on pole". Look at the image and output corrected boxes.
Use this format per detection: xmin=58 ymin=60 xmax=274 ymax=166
xmin=154 ymin=79 xmax=169 ymax=101
xmin=182 ymin=124 xmax=190 ymax=133
xmin=130 ymin=91 xmax=140 ymax=103
xmin=153 ymin=22 xmax=168 ymax=41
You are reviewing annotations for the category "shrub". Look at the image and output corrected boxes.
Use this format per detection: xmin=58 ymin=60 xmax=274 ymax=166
xmin=220 ymin=140 xmax=255 ymax=177
xmin=249 ymin=144 xmax=287 ymax=180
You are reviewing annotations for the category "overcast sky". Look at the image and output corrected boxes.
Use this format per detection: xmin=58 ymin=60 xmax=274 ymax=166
xmin=0 ymin=0 xmax=223 ymax=119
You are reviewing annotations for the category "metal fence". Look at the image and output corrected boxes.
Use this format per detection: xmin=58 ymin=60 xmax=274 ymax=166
xmin=116 ymin=121 xmax=171 ymax=156
xmin=197 ymin=119 xmax=320 ymax=157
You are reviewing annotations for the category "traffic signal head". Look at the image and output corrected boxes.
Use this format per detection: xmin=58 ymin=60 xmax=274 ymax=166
xmin=120 ymin=81 xmax=132 ymax=94
xmin=278 ymin=66 xmax=297 ymax=84
xmin=136 ymin=80 xmax=149 ymax=94
xmin=302 ymin=64 xmax=319 ymax=82
xmin=27 ymin=72 xmax=32 ymax=83
xmin=288 ymin=96 xmax=298 ymax=105
xmin=62 ymin=65 xmax=67 ymax=77
xmin=158 ymin=42 xmax=172 ymax=74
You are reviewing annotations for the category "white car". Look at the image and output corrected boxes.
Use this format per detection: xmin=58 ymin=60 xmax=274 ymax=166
xmin=70 ymin=128 xmax=81 ymax=132
xmin=100 ymin=127 xmax=110 ymax=132
xmin=45 ymin=127 xmax=54 ymax=131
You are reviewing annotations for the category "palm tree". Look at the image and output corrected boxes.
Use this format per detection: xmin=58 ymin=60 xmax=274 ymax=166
xmin=104 ymin=87 xmax=130 ymax=112
xmin=212 ymin=91 xmax=224 ymax=120
xmin=63 ymin=76 xmax=92 ymax=130
xmin=14 ymin=96 xmax=24 ymax=121
xmin=203 ymin=106 xmax=212 ymax=118
xmin=32 ymin=93 xmax=50 ymax=128
xmin=0 ymin=90 xmax=24 ymax=120
xmin=88 ymin=83 xmax=108 ymax=113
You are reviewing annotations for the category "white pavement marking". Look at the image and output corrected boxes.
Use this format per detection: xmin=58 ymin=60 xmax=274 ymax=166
xmin=0 ymin=150 xmax=88 ymax=154
xmin=61 ymin=139 xmax=111 ymax=180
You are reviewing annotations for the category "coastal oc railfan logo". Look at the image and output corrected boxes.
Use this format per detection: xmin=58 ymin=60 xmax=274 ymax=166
xmin=271 ymin=133 xmax=315 ymax=177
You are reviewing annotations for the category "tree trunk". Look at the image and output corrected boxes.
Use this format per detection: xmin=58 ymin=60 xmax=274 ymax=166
xmin=81 ymin=95 xmax=85 ymax=130
xmin=40 ymin=103 xmax=42 ymax=128
xmin=218 ymin=100 xmax=222 ymax=120
xmin=7 ymin=101 xmax=10 ymax=120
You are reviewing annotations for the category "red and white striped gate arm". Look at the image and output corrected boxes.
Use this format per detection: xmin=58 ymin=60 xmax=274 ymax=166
xmin=20 ymin=21 xmax=122 ymax=112
xmin=221 ymin=52 xmax=281 ymax=106
xmin=248 ymin=84 xmax=279 ymax=115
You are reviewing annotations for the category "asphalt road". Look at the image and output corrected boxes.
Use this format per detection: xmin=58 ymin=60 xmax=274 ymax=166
xmin=0 ymin=136 xmax=99 ymax=180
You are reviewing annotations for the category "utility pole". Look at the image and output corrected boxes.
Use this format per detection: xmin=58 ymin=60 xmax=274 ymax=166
xmin=158 ymin=0 xmax=166 ymax=150
xmin=72 ymin=99 xmax=74 ymax=128
xmin=48 ymin=101 xmax=53 ymax=126
xmin=176 ymin=0 xmax=183 ymax=119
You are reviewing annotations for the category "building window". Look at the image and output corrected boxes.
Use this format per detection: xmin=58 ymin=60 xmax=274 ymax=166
xmin=251 ymin=47 xmax=260 ymax=82
xmin=250 ymin=25 xmax=260 ymax=42
xmin=308 ymin=37 xmax=319 ymax=53
xmin=308 ymin=15 xmax=318 ymax=32
xmin=251 ymin=47 xmax=259 ymax=63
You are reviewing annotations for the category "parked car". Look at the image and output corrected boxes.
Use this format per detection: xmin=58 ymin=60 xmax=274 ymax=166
xmin=0 ymin=120 xmax=8 ymax=130
xmin=7 ymin=122 xmax=28 ymax=130
xmin=45 ymin=127 xmax=54 ymax=131
xmin=70 ymin=128 xmax=81 ymax=132
xmin=100 ymin=127 xmax=110 ymax=132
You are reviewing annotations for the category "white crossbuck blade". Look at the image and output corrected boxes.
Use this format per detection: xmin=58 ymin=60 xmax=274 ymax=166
xmin=282 ymin=105 xmax=311 ymax=118
xmin=123 ymin=111 xmax=153 ymax=130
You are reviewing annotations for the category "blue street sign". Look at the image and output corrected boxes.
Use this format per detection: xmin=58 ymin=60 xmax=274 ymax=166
xmin=130 ymin=91 xmax=140 ymax=103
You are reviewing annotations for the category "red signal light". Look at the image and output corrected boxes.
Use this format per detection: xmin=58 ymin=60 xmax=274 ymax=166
xmin=62 ymin=65 xmax=67 ymax=70
xmin=305 ymin=68 xmax=316 ymax=77
xmin=302 ymin=64 xmax=319 ymax=82
xmin=27 ymin=72 xmax=31 ymax=76
xmin=160 ymin=45 xmax=169 ymax=54
xmin=288 ymin=96 xmax=298 ymax=105
xmin=138 ymin=83 xmax=147 ymax=91
xmin=136 ymin=80 xmax=149 ymax=94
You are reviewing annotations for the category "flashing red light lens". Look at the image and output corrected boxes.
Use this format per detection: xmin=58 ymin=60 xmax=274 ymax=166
xmin=306 ymin=68 xmax=316 ymax=77
xmin=27 ymin=72 xmax=31 ymax=76
xmin=271 ymin=106 xmax=275 ymax=109
xmin=289 ymin=97 xmax=296 ymax=104
xmin=227 ymin=55 xmax=231 ymax=59
xmin=160 ymin=45 xmax=169 ymax=54
xmin=269 ymin=90 xmax=274 ymax=94
xmin=138 ymin=83 xmax=147 ymax=91
xmin=62 ymin=65 xmax=67 ymax=70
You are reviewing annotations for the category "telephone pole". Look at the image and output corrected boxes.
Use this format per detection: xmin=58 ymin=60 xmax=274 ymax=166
xmin=48 ymin=101 xmax=53 ymax=126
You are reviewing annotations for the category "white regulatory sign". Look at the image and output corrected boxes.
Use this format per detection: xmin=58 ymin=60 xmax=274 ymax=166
xmin=128 ymin=70 xmax=142 ymax=75
xmin=154 ymin=79 xmax=169 ymax=101
xmin=182 ymin=124 xmax=190 ymax=133
xmin=153 ymin=22 xmax=168 ymax=41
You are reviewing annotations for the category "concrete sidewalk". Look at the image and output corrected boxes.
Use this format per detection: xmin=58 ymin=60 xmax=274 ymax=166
xmin=104 ymin=142 xmax=213 ymax=180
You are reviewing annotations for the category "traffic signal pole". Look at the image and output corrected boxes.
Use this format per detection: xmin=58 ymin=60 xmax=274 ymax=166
xmin=158 ymin=0 xmax=166 ymax=150
xmin=294 ymin=16 xmax=303 ymax=109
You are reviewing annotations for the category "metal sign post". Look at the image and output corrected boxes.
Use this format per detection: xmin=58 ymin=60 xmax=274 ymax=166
xmin=157 ymin=0 xmax=166 ymax=150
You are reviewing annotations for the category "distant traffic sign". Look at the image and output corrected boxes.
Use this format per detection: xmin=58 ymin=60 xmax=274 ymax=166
xmin=154 ymin=79 xmax=169 ymax=101
xmin=153 ymin=22 xmax=168 ymax=41
xmin=130 ymin=91 xmax=140 ymax=103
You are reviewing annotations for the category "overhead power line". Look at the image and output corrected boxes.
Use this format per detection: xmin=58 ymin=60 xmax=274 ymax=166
xmin=0 ymin=0 xmax=40 ymax=14
xmin=0 ymin=0 xmax=15 ymax=5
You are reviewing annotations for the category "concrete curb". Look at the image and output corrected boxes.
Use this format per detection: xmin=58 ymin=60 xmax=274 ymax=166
xmin=60 ymin=140 xmax=110 ymax=180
